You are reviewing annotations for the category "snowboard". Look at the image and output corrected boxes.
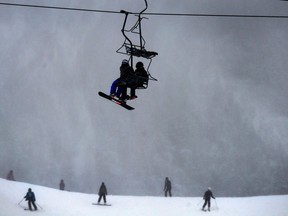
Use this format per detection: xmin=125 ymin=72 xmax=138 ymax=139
xmin=98 ymin=92 xmax=134 ymax=110
xmin=92 ymin=203 xmax=112 ymax=206
xmin=24 ymin=209 xmax=38 ymax=211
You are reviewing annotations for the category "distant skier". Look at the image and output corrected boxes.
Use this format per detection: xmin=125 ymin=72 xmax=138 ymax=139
xmin=202 ymin=187 xmax=215 ymax=211
xmin=98 ymin=182 xmax=108 ymax=204
xmin=163 ymin=177 xmax=172 ymax=197
xmin=59 ymin=179 xmax=65 ymax=190
xmin=24 ymin=188 xmax=37 ymax=211
xmin=6 ymin=170 xmax=15 ymax=181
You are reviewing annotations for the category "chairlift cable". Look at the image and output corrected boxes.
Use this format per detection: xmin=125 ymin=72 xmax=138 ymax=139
xmin=0 ymin=2 xmax=288 ymax=19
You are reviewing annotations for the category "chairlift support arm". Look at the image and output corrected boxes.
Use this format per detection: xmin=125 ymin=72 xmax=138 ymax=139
xmin=117 ymin=0 xmax=158 ymax=82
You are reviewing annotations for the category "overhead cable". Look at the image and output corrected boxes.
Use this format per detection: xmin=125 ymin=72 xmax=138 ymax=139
xmin=0 ymin=2 xmax=288 ymax=19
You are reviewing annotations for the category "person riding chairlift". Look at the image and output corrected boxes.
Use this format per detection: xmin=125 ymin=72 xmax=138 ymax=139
xmin=110 ymin=60 xmax=148 ymax=101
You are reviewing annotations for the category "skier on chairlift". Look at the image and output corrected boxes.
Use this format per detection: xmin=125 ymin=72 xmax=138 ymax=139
xmin=110 ymin=59 xmax=133 ymax=101
xmin=100 ymin=0 xmax=157 ymax=109
xmin=110 ymin=59 xmax=148 ymax=101
xmin=130 ymin=61 xmax=149 ymax=99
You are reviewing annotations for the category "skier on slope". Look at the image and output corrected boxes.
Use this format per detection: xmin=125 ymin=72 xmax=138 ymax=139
xmin=98 ymin=182 xmax=108 ymax=204
xmin=163 ymin=177 xmax=172 ymax=197
xmin=24 ymin=188 xmax=37 ymax=211
xmin=59 ymin=179 xmax=65 ymax=190
xmin=202 ymin=187 xmax=215 ymax=211
xmin=6 ymin=170 xmax=15 ymax=181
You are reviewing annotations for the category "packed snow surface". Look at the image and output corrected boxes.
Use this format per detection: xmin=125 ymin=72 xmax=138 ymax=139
xmin=1 ymin=178 xmax=287 ymax=216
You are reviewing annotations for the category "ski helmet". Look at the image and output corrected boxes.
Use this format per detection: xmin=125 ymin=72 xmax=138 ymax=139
xmin=122 ymin=59 xmax=129 ymax=65
xmin=136 ymin=61 xmax=144 ymax=69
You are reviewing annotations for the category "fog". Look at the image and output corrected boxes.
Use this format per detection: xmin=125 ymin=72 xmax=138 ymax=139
xmin=0 ymin=0 xmax=288 ymax=196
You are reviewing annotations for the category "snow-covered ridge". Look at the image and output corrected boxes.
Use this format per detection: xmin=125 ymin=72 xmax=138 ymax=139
xmin=1 ymin=178 xmax=287 ymax=216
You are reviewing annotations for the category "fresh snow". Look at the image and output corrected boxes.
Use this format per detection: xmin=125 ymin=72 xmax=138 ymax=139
xmin=1 ymin=178 xmax=287 ymax=216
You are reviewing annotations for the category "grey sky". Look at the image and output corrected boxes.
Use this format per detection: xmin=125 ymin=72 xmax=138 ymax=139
xmin=0 ymin=0 xmax=287 ymax=196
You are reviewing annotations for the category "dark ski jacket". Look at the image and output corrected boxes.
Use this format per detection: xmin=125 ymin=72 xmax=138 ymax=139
xmin=134 ymin=67 xmax=149 ymax=86
xmin=6 ymin=170 xmax=15 ymax=181
xmin=98 ymin=183 xmax=107 ymax=195
xmin=24 ymin=191 xmax=36 ymax=202
xmin=135 ymin=67 xmax=148 ymax=79
xmin=203 ymin=190 xmax=215 ymax=200
xmin=120 ymin=63 xmax=134 ymax=80
xmin=164 ymin=179 xmax=172 ymax=190
xmin=60 ymin=180 xmax=65 ymax=190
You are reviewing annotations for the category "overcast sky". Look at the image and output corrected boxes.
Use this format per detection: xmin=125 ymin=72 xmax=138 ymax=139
xmin=0 ymin=0 xmax=288 ymax=196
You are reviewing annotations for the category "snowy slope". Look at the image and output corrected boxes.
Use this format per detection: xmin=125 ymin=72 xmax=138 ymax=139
xmin=0 ymin=178 xmax=287 ymax=216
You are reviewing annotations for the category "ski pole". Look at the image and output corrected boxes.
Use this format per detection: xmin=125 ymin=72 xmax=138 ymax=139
xmin=214 ymin=199 xmax=218 ymax=209
xmin=18 ymin=198 xmax=24 ymax=205
xmin=36 ymin=202 xmax=43 ymax=210
xmin=197 ymin=199 xmax=203 ymax=206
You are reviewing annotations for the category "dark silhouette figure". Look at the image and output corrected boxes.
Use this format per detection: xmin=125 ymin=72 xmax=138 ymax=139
xmin=6 ymin=170 xmax=15 ymax=181
xmin=163 ymin=177 xmax=172 ymax=197
xmin=59 ymin=179 xmax=65 ymax=190
xmin=110 ymin=59 xmax=134 ymax=101
xmin=130 ymin=61 xmax=149 ymax=99
xmin=24 ymin=188 xmax=37 ymax=211
xmin=110 ymin=60 xmax=149 ymax=101
xmin=98 ymin=182 xmax=108 ymax=204
xmin=202 ymin=187 xmax=215 ymax=211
